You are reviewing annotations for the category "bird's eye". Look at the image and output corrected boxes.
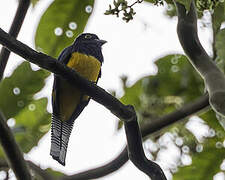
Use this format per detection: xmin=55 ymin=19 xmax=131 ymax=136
xmin=85 ymin=34 xmax=92 ymax=39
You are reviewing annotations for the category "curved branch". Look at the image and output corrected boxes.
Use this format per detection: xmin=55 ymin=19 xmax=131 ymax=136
xmin=0 ymin=26 xmax=211 ymax=179
xmin=0 ymin=0 xmax=30 ymax=81
xmin=124 ymin=106 xmax=167 ymax=180
xmin=174 ymin=0 xmax=225 ymax=117
xmin=67 ymin=94 xmax=209 ymax=179
xmin=0 ymin=159 xmax=54 ymax=180
xmin=61 ymin=148 xmax=128 ymax=180
xmin=0 ymin=111 xmax=31 ymax=180
xmin=27 ymin=161 xmax=54 ymax=180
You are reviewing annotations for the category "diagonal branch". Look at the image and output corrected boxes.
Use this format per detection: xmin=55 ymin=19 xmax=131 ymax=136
xmin=0 ymin=27 xmax=134 ymax=121
xmin=0 ymin=0 xmax=30 ymax=81
xmin=174 ymin=0 xmax=225 ymax=117
xmin=0 ymin=111 xmax=31 ymax=180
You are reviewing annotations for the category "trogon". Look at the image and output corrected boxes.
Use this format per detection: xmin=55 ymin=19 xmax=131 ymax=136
xmin=50 ymin=33 xmax=106 ymax=166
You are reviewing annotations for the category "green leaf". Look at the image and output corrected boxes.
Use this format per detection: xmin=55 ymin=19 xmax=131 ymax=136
xmin=212 ymin=2 xmax=224 ymax=34
xmin=35 ymin=0 xmax=94 ymax=58
xmin=216 ymin=28 xmax=225 ymax=61
xmin=173 ymin=141 xmax=225 ymax=180
xmin=31 ymin=0 xmax=41 ymax=7
xmin=14 ymin=98 xmax=51 ymax=153
xmin=176 ymin=0 xmax=192 ymax=11
xmin=119 ymin=54 xmax=204 ymax=129
xmin=122 ymin=54 xmax=204 ymax=111
xmin=120 ymin=80 xmax=143 ymax=111
xmin=173 ymin=110 xmax=225 ymax=180
xmin=0 ymin=62 xmax=50 ymax=156
xmin=0 ymin=62 xmax=50 ymax=119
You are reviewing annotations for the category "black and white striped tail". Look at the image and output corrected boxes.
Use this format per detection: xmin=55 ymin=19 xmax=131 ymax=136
xmin=50 ymin=114 xmax=74 ymax=166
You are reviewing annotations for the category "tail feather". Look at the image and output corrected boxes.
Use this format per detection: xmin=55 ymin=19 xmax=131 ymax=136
xmin=50 ymin=114 xmax=61 ymax=159
xmin=50 ymin=114 xmax=74 ymax=166
xmin=58 ymin=121 xmax=74 ymax=165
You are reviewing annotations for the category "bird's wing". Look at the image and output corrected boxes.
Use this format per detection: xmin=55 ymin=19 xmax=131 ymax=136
xmin=50 ymin=46 xmax=75 ymax=165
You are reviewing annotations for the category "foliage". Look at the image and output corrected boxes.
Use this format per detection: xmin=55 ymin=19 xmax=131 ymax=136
xmin=1 ymin=0 xmax=225 ymax=179
xmin=119 ymin=54 xmax=204 ymax=128
xmin=35 ymin=0 xmax=94 ymax=58
xmin=105 ymin=0 xmax=143 ymax=22
xmin=0 ymin=62 xmax=50 ymax=155
xmin=173 ymin=111 xmax=225 ymax=180
xmin=0 ymin=0 xmax=95 ymax=178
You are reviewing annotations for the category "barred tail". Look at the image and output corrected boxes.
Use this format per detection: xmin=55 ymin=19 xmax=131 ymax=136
xmin=50 ymin=114 xmax=74 ymax=166
xmin=50 ymin=114 xmax=62 ymax=161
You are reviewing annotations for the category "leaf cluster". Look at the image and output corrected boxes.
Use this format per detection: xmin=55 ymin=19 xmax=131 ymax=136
xmin=104 ymin=0 xmax=143 ymax=22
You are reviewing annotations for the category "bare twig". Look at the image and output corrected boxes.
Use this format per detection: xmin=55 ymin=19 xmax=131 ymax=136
xmin=0 ymin=111 xmax=31 ymax=180
xmin=174 ymin=0 xmax=225 ymax=117
xmin=0 ymin=0 xmax=30 ymax=81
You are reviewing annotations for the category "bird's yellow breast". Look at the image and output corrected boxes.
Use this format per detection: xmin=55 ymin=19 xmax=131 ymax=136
xmin=67 ymin=52 xmax=101 ymax=82
xmin=59 ymin=52 xmax=101 ymax=121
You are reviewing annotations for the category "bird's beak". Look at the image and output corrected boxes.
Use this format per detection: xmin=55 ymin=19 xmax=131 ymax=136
xmin=96 ymin=39 xmax=107 ymax=46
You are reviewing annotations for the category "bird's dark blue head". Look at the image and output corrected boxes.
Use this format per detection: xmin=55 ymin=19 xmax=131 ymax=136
xmin=72 ymin=33 xmax=107 ymax=63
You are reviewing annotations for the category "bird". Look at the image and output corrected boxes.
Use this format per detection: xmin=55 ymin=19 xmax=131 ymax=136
xmin=50 ymin=33 xmax=106 ymax=166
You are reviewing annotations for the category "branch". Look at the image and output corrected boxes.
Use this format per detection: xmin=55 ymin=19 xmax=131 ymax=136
xmin=0 ymin=159 xmax=54 ymax=180
xmin=0 ymin=27 xmax=134 ymax=121
xmin=174 ymin=0 xmax=225 ymax=117
xmin=0 ymin=27 xmax=167 ymax=178
xmin=0 ymin=111 xmax=31 ymax=180
xmin=0 ymin=23 xmax=211 ymax=179
xmin=0 ymin=158 xmax=8 ymax=169
xmin=67 ymin=94 xmax=209 ymax=179
xmin=141 ymin=94 xmax=209 ymax=136
xmin=61 ymin=148 xmax=128 ymax=180
xmin=124 ymin=106 xmax=167 ymax=180
xmin=0 ymin=0 xmax=30 ymax=81
xmin=27 ymin=161 xmax=54 ymax=180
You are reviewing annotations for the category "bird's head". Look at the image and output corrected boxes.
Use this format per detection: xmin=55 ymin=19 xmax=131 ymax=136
xmin=73 ymin=33 xmax=107 ymax=47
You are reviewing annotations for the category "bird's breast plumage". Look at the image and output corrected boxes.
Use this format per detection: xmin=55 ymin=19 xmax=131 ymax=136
xmin=59 ymin=52 xmax=101 ymax=122
xmin=67 ymin=52 xmax=101 ymax=81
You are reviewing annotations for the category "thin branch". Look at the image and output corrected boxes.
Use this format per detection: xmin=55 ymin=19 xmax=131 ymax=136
xmin=141 ymin=94 xmax=209 ymax=136
xmin=27 ymin=161 xmax=54 ymax=180
xmin=174 ymin=0 xmax=225 ymax=117
xmin=124 ymin=106 xmax=167 ymax=180
xmin=0 ymin=159 xmax=54 ymax=180
xmin=68 ymin=94 xmax=209 ymax=179
xmin=0 ymin=111 xmax=31 ymax=180
xmin=0 ymin=0 xmax=30 ymax=81
xmin=61 ymin=148 xmax=128 ymax=180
